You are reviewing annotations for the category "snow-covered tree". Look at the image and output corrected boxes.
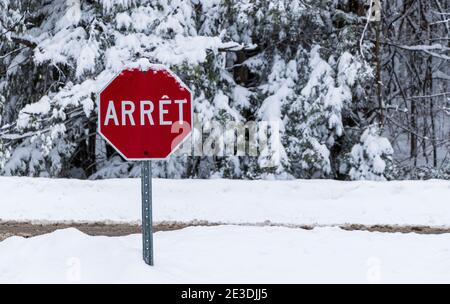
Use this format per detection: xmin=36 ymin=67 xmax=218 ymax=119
xmin=348 ymin=126 xmax=394 ymax=181
xmin=1 ymin=0 xmax=242 ymax=178
xmin=0 ymin=0 xmax=395 ymax=180
xmin=283 ymin=45 xmax=371 ymax=179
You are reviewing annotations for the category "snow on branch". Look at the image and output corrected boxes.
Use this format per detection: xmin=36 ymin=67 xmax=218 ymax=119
xmin=217 ymin=43 xmax=258 ymax=52
xmin=10 ymin=36 xmax=37 ymax=49
xmin=387 ymin=43 xmax=450 ymax=60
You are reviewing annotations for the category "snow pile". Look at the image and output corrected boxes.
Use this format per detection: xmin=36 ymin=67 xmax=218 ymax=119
xmin=1 ymin=226 xmax=450 ymax=283
xmin=0 ymin=177 xmax=449 ymax=227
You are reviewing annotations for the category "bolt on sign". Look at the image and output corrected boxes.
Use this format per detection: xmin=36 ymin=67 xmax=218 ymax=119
xmin=98 ymin=65 xmax=193 ymax=265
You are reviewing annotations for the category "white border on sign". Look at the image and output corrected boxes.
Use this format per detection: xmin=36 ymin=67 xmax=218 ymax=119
xmin=97 ymin=63 xmax=194 ymax=161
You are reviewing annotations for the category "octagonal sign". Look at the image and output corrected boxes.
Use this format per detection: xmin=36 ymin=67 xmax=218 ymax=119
xmin=98 ymin=65 xmax=192 ymax=160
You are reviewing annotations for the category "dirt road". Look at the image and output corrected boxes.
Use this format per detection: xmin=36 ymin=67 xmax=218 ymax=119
xmin=0 ymin=221 xmax=197 ymax=241
xmin=2 ymin=220 xmax=450 ymax=241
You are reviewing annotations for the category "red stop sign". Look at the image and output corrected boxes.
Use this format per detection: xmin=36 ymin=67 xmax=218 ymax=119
xmin=98 ymin=66 xmax=192 ymax=160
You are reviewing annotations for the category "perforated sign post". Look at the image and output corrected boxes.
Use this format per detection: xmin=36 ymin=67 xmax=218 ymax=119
xmin=98 ymin=65 xmax=193 ymax=266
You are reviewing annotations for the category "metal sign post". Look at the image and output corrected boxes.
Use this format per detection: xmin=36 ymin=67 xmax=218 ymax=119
xmin=141 ymin=160 xmax=153 ymax=266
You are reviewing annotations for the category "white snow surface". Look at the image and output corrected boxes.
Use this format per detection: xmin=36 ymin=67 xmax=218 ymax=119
xmin=1 ymin=226 xmax=450 ymax=283
xmin=0 ymin=177 xmax=449 ymax=227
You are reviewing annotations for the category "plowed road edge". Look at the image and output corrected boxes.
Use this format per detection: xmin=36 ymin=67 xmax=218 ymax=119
xmin=1 ymin=221 xmax=450 ymax=241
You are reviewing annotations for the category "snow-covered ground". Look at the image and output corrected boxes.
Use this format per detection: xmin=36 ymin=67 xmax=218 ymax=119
xmin=1 ymin=225 xmax=450 ymax=283
xmin=1 ymin=177 xmax=449 ymax=227
xmin=2 ymin=177 xmax=450 ymax=283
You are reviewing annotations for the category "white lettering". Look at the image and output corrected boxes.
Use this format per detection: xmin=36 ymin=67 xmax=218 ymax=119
xmin=159 ymin=98 xmax=172 ymax=125
xmin=140 ymin=100 xmax=154 ymax=125
xmin=104 ymin=100 xmax=119 ymax=126
xmin=174 ymin=99 xmax=187 ymax=124
xmin=104 ymin=98 xmax=185 ymax=126
xmin=121 ymin=100 xmax=135 ymax=126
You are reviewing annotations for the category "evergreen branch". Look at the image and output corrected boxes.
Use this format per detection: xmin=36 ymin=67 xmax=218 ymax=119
xmin=10 ymin=36 xmax=37 ymax=48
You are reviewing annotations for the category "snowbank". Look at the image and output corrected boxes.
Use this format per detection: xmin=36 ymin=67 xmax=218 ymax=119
xmin=1 ymin=226 xmax=450 ymax=283
xmin=0 ymin=177 xmax=449 ymax=227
